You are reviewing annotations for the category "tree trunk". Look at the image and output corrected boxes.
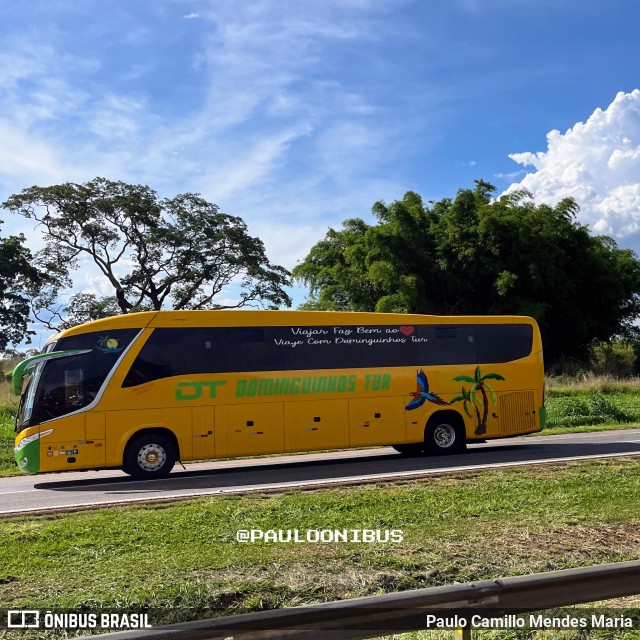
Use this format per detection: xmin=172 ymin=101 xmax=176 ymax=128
xmin=475 ymin=384 xmax=489 ymax=435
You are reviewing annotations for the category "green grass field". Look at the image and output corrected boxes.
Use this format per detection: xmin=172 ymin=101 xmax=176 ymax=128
xmin=2 ymin=373 xmax=640 ymax=639
xmin=1 ymin=459 xmax=639 ymax=619
xmin=543 ymin=385 xmax=640 ymax=434
xmin=2 ymin=466 xmax=638 ymax=640
xmin=0 ymin=402 xmax=15 ymax=477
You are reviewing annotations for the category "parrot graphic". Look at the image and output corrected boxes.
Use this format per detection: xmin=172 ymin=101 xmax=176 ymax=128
xmin=405 ymin=369 xmax=449 ymax=411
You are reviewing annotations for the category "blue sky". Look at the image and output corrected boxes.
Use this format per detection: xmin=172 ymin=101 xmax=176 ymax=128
xmin=2 ymin=0 xmax=640 ymax=336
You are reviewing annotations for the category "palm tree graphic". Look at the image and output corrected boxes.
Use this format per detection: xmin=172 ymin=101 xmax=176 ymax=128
xmin=451 ymin=366 xmax=505 ymax=435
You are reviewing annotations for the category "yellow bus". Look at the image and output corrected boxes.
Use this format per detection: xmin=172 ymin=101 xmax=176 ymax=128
xmin=13 ymin=310 xmax=545 ymax=478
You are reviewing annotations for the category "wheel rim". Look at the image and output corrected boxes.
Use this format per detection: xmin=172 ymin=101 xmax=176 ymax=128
xmin=137 ymin=443 xmax=167 ymax=472
xmin=433 ymin=424 xmax=456 ymax=448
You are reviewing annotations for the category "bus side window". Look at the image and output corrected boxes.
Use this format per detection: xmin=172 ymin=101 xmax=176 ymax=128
xmin=476 ymin=324 xmax=534 ymax=363
xmin=123 ymin=329 xmax=197 ymax=386
xmin=229 ymin=328 xmax=291 ymax=373
xmin=293 ymin=334 xmax=365 ymax=371
xmin=427 ymin=326 xmax=477 ymax=366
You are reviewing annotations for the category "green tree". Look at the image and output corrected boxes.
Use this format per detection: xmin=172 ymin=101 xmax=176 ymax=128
xmin=3 ymin=178 xmax=292 ymax=328
xmin=0 ymin=220 xmax=59 ymax=349
xmin=293 ymin=181 xmax=640 ymax=364
xmin=55 ymin=293 xmax=153 ymax=330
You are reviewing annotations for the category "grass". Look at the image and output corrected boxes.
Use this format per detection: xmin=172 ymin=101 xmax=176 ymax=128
xmin=0 ymin=375 xmax=18 ymax=476
xmin=534 ymin=422 xmax=640 ymax=436
xmin=384 ymin=626 xmax=640 ymax=640
xmin=546 ymin=374 xmax=640 ymax=394
xmin=0 ymin=384 xmax=16 ymax=476
xmin=1 ymin=459 xmax=639 ymax=618
xmin=2 ymin=368 xmax=640 ymax=639
xmin=545 ymin=392 xmax=638 ymax=429
xmin=543 ymin=377 xmax=640 ymax=436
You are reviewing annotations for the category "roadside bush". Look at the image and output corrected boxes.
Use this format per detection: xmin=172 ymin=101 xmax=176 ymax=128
xmin=545 ymin=356 xmax=588 ymax=378
xmin=546 ymin=393 xmax=634 ymax=428
xmin=588 ymin=339 xmax=636 ymax=377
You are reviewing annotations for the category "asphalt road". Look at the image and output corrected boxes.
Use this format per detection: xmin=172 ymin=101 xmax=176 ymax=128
xmin=1 ymin=429 xmax=640 ymax=516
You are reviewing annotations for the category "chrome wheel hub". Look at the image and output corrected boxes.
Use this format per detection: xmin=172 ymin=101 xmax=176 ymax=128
xmin=433 ymin=424 xmax=455 ymax=448
xmin=137 ymin=443 xmax=166 ymax=471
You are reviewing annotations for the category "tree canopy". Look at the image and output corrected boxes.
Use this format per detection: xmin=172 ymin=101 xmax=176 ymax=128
xmin=293 ymin=181 xmax=640 ymax=364
xmin=3 ymin=178 xmax=292 ymax=329
xmin=0 ymin=220 xmax=57 ymax=349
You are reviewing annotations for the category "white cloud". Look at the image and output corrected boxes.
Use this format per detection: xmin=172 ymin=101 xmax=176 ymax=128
xmin=87 ymin=95 xmax=148 ymax=141
xmin=0 ymin=123 xmax=67 ymax=183
xmin=252 ymin=220 xmax=332 ymax=269
xmin=0 ymin=0 xmax=416 ymax=319
xmin=505 ymin=89 xmax=640 ymax=239
xmin=199 ymin=125 xmax=312 ymax=201
xmin=0 ymin=1 xmax=409 ymax=206
xmin=494 ymin=169 xmax=525 ymax=180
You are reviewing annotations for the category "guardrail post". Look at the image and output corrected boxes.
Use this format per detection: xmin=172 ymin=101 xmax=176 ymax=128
xmin=455 ymin=627 xmax=471 ymax=640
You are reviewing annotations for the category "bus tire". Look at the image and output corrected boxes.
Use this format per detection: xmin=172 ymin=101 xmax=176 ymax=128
xmin=392 ymin=444 xmax=424 ymax=455
xmin=424 ymin=412 xmax=466 ymax=456
xmin=124 ymin=433 xmax=176 ymax=479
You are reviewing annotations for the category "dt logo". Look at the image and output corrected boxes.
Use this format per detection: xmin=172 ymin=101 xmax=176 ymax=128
xmin=176 ymin=380 xmax=227 ymax=400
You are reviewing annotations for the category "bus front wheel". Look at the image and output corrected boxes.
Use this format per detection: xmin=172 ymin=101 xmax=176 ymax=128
xmin=424 ymin=414 xmax=466 ymax=456
xmin=124 ymin=433 xmax=176 ymax=479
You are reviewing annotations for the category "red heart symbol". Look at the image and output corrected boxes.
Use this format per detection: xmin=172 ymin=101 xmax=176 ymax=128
xmin=399 ymin=326 xmax=414 ymax=336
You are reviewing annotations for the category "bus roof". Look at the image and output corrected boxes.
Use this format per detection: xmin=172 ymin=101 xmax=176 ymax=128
xmin=49 ymin=309 xmax=540 ymax=342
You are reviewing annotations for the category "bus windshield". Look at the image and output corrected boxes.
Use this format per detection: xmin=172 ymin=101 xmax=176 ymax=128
xmin=15 ymin=361 xmax=45 ymax=434
xmin=15 ymin=328 xmax=140 ymax=431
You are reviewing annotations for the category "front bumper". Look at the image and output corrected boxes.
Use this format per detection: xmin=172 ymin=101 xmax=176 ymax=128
xmin=14 ymin=438 xmax=40 ymax=474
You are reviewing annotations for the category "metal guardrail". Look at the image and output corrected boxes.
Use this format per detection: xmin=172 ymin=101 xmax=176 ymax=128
xmin=102 ymin=560 xmax=640 ymax=639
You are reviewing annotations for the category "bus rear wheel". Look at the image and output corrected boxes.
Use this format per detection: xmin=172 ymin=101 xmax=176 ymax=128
xmin=124 ymin=433 xmax=176 ymax=479
xmin=424 ymin=414 xmax=466 ymax=456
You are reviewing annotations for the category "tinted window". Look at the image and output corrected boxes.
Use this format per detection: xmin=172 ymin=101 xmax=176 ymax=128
xmin=476 ymin=324 xmax=533 ymax=363
xmin=122 ymin=322 xmax=534 ymax=386
xmin=123 ymin=325 xmax=425 ymax=386
xmin=428 ymin=326 xmax=477 ymax=365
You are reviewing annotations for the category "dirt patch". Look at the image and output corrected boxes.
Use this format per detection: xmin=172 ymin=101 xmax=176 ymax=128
xmin=176 ymin=520 xmax=640 ymax=607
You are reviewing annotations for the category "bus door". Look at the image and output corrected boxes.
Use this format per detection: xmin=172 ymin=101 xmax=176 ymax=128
xmin=191 ymin=406 xmax=215 ymax=460
xmin=83 ymin=411 xmax=106 ymax=468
